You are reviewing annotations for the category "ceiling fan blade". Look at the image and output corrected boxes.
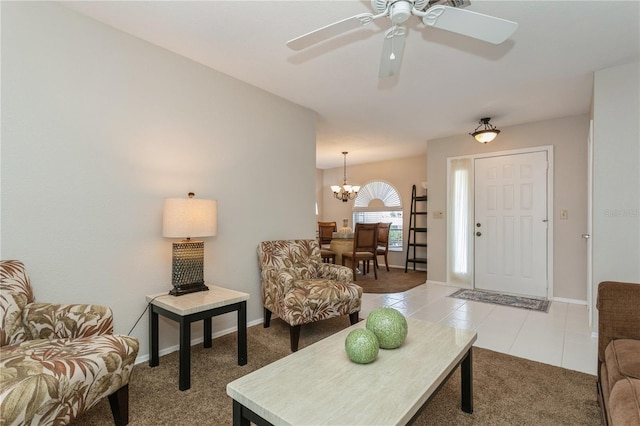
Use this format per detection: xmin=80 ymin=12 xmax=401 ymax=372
xmin=422 ymin=5 xmax=518 ymax=44
xmin=379 ymin=26 xmax=407 ymax=78
xmin=287 ymin=13 xmax=377 ymax=51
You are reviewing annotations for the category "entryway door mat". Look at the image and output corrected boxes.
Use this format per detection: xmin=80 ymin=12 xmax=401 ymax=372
xmin=448 ymin=289 xmax=551 ymax=313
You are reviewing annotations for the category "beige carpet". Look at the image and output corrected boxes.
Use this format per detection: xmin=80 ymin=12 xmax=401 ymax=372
xmin=354 ymin=266 xmax=427 ymax=293
xmin=77 ymin=316 xmax=600 ymax=425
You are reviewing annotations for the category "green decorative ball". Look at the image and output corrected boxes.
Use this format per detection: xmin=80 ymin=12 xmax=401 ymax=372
xmin=344 ymin=329 xmax=379 ymax=364
xmin=366 ymin=307 xmax=408 ymax=349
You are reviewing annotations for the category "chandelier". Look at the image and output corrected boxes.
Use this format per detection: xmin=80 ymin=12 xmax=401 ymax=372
xmin=331 ymin=151 xmax=360 ymax=202
xmin=470 ymin=117 xmax=501 ymax=144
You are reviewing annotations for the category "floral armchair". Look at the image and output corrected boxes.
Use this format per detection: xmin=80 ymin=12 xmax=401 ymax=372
xmin=257 ymin=240 xmax=363 ymax=352
xmin=0 ymin=260 xmax=139 ymax=425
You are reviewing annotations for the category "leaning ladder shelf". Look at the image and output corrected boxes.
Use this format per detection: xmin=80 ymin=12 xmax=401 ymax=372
xmin=405 ymin=184 xmax=427 ymax=272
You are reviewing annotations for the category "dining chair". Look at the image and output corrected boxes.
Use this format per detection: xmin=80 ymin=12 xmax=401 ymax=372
xmin=317 ymin=221 xmax=337 ymax=248
xmin=321 ymin=250 xmax=336 ymax=264
xmin=342 ymin=222 xmax=379 ymax=281
xmin=375 ymin=222 xmax=392 ymax=271
xmin=318 ymin=221 xmax=338 ymax=263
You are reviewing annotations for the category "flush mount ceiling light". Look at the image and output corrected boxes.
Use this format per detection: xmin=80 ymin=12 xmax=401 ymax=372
xmin=470 ymin=117 xmax=501 ymax=144
xmin=331 ymin=151 xmax=360 ymax=202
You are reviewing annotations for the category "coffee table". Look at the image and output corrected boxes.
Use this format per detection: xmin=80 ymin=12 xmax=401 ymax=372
xmin=227 ymin=318 xmax=476 ymax=425
xmin=147 ymin=286 xmax=249 ymax=391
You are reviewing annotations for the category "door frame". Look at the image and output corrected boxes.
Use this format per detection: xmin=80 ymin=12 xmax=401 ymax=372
xmin=447 ymin=145 xmax=554 ymax=300
xmin=586 ymin=120 xmax=594 ymax=327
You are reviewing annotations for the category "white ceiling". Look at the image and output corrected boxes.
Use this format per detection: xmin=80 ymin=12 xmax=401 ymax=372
xmin=60 ymin=0 xmax=640 ymax=169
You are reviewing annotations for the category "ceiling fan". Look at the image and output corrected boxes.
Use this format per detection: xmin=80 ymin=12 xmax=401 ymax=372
xmin=287 ymin=0 xmax=518 ymax=78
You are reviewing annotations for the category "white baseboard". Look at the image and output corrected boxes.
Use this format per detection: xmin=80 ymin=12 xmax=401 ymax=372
xmin=425 ymin=280 xmax=471 ymax=290
xmin=134 ymin=317 xmax=264 ymax=365
xmin=552 ymin=297 xmax=587 ymax=306
xmin=387 ymin=264 xmax=427 ymax=272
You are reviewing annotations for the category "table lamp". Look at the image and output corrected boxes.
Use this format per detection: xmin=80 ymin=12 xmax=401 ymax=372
xmin=162 ymin=192 xmax=217 ymax=296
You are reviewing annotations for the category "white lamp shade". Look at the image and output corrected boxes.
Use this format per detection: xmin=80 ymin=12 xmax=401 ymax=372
xmin=474 ymin=130 xmax=499 ymax=143
xmin=163 ymin=198 xmax=217 ymax=238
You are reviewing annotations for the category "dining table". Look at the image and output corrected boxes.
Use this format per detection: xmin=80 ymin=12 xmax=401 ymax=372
xmin=329 ymin=232 xmax=353 ymax=265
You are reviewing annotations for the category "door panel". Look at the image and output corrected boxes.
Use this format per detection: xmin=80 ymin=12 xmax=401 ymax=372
xmin=475 ymin=151 xmax=548 ymax=298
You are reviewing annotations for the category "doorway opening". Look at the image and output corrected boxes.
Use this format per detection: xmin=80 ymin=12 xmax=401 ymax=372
xmin=447 ymin=146 xmax=554 ymax=299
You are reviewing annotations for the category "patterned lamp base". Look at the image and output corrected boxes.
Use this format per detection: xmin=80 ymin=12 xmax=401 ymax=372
xmin=170 ymin=241 xmax=209 ymax=296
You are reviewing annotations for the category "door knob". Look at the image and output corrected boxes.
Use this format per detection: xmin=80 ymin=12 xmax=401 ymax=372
xmin=581 ymin=234 xmax=591 ymax=239
xmin=476 ymin=232 xmax=482 ymax=237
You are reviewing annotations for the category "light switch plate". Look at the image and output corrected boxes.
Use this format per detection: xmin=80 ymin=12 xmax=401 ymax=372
xmin=560 ymin=210 xmax=568 ymax=219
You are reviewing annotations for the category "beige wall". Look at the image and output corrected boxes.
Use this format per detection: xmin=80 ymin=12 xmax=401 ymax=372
xmin=315 ymin=168 xmax=324 ymax=224
xmin=318 ymin=155 xmax=428 ymax=269
xmin=1 ymin=2 xmax=317 ymax=359
xmin=592 ymin=61 xmax=640 ymax=328
xmin=427 ymin=115 xmax=590 ymax=301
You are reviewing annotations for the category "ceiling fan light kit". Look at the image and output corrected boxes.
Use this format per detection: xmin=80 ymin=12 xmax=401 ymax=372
xmin=287 ymin=0 xmax=518 ymax=79
xmin=470 ymin=117 xmax=501 ymax=143
xmin=389 ymin=1 xmax=413 ymax=24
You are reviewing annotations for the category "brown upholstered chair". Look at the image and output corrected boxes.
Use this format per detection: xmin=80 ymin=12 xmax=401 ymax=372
xmin=342 ymin=223 xmax=379 ymax=281
xmin=596 ymin=281 xmax=640 ymax=425
xmin=375 ymin=222 xmax=392 ymax=271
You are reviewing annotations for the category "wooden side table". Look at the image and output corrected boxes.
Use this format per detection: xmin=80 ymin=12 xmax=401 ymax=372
xmin=146 ymin=286 xmax=250 ymax=391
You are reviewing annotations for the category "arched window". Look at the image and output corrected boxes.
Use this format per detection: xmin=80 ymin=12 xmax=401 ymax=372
xmin=352 ymin=181 xmax=403 ymax=251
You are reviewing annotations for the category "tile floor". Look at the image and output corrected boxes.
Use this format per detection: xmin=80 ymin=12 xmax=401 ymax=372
xmin=360 ymin=282 xmax=598 ymax=375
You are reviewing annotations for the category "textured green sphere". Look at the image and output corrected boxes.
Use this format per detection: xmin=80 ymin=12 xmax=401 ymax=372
xmin=344 ymin=329 xmax=379 ymax=364
xmin=366 ymin=307 xmax=408 ymax=349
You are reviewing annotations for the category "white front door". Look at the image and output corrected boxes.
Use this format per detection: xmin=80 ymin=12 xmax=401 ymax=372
xmin=474 ymin=151 xmax=549 ymax=298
